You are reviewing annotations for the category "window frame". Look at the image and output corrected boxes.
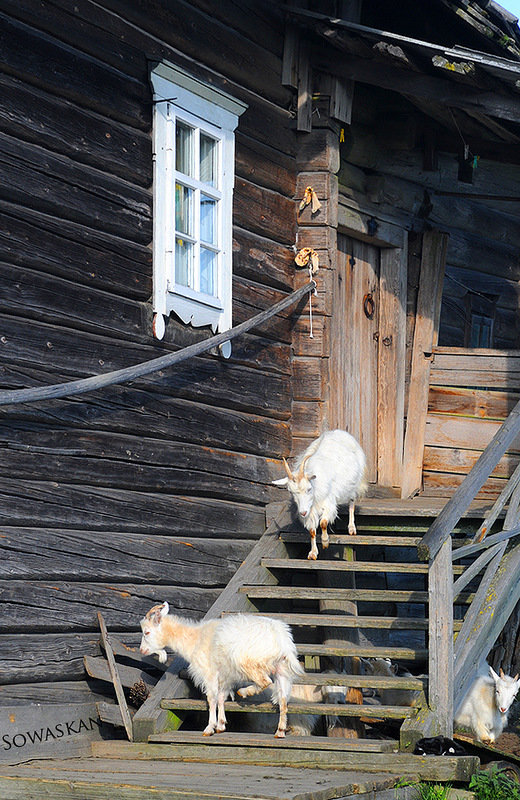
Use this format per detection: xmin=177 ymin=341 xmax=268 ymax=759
xmin=150 ymin=62 xmax=246 ymax=340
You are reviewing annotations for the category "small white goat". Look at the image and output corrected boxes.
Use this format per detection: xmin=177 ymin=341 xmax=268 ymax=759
xmin=273 ymin=429 xmax=366 ymax=559
xmin=364 ymin=658 xmax=420 ymax=707
xmin=454 ymin=664 xmax=520 ymax=744
xmin=139 ymin=603 xmax=303 ymax=738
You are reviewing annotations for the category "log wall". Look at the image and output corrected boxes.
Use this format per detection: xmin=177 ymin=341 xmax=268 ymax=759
xmin=0 ymin=0 xmax=298 ymax=690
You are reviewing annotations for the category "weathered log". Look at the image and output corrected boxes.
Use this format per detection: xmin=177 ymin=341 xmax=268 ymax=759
xmin=0 ymin=528 xmax=251 ymax=582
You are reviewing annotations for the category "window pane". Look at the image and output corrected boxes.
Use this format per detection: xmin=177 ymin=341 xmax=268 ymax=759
xmin=200 ymin=134 xmax=217 ymax=186
xmin=175 ymin=183 xmax=192 ymax=235
xmin=200 ymin=195 xmax=217 ymax=245
xmin=200 ymin=248 xmax=216 ymax=296
xmin=176 ymin=122 xmax=193 ymax=176
xmin=175 ymin=237 xmax=193 ymax=287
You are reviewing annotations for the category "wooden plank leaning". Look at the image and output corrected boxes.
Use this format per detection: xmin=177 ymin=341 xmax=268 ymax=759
xmin=418 ymin=396 xmax=520 ymax=562
xmin=97 ymin=611 xmax=133 ymax=742
xmin=132 ymin=501 xmax=294 ymax=742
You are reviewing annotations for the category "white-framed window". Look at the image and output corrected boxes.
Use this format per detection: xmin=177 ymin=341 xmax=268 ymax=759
xmin=150 ymin=62 xmax=246 ymax=342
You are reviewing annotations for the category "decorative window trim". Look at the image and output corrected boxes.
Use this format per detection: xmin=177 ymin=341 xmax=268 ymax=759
xmin=150 ymin=62 xmax=247 ymax=341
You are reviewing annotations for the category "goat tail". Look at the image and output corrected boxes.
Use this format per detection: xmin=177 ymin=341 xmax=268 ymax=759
xmin=271 ymin=653 xmax=304 ymax=705
xmin=357 ymin=466 xmax=368 ymax=499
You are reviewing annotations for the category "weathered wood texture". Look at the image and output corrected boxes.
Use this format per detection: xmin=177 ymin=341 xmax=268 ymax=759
xmin=401 ymin=231 xmax=449 ymax=498
xmin=0 ymin=0 xmax=298 ymax=691
xmin=0 ymin=702 xmax=105 ymax=765
xmin=423 ymin=348 xmax=520 ymax=500
xmin=0 ymin=753 xmax=479 ymax=800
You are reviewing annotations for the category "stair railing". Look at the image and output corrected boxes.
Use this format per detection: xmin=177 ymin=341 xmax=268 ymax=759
xmin=417 ymin=397 xmax=520 ymax=738
xmin=0 ymin=281 xmax=316 ymax=406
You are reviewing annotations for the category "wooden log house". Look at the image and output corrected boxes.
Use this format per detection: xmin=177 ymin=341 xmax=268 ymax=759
xmin=1 ymin=0 xmax=520 ymax=770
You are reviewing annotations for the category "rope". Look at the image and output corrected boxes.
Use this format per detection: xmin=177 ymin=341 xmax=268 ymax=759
xmin=0 ymin=281 xmax=316 ymax=407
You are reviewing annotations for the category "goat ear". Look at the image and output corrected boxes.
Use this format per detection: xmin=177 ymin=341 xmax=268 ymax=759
xmin=152 ymin=602 xmax=168 ymax=624
xmin=272 ymin=477 xmax=289 ymax=486
xmin=489 ymin=666 xmax=499 ymax=682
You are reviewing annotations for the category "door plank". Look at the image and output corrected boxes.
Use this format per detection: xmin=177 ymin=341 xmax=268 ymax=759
xmin=401 ymin=232 xmax=449 ymax=498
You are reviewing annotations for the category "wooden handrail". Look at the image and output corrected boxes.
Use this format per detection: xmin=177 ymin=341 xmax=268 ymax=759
xmin=0 ymin=281 xmax=316 ymax=407
xmin=418 ymin=396 xmax=520 ymax=562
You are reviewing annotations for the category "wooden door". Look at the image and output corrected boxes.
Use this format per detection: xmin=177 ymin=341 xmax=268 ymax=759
xmin=332 ymin=235 xmax=407 ymax=491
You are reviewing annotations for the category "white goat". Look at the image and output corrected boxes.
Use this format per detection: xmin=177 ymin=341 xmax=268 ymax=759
xmin=454 ymin=664 xmax=520 ymax=744
xmin=139 ymin=603 xmax=303 ymax=738
xmin=364 ymin=658 xmax=420 ymax=707
xmin=273 ymin=429 xmax=367 ymax=559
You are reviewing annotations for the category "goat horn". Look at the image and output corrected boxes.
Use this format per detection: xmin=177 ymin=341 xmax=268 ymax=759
xmin=298 ymin=454 xmax=311 ymax=478
xmin=282 ymin=458 xmax=294 ymax=480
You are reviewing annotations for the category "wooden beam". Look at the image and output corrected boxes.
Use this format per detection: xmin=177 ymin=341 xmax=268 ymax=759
xmin=297 ymin=39 xmax=312 ymax=132
xmin=97 ymin=612 xmax=133 ymax=742
xmin=401 ymin=232 xmax=449 ymax=499
xmin=428 ymin=537 xmax=454 ymax=738
xmin=313 ymin=45 xmax=520 ymax=124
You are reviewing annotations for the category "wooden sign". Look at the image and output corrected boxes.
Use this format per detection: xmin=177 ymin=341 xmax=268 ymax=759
xmin=1 ymin=703 xmax=103 ymax=764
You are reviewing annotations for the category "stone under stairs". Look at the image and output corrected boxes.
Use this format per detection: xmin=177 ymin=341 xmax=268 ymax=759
xmin=127 ymin=500 xmax=486 ymax=782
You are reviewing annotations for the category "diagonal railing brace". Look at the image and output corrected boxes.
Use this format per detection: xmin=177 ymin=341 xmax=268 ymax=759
xmin=0 ymin=281 xmax=316 ymax=407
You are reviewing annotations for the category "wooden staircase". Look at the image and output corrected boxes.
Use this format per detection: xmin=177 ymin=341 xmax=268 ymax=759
xmin=130 ymin=499 xmax=483 ymax=782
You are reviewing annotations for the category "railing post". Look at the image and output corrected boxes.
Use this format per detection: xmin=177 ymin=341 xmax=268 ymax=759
xmin=428 ymin=536 xmax=453 ymax=737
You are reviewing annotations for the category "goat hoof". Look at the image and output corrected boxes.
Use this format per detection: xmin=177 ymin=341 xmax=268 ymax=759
xmin=275 ymin=729 xmax=286 ymax=738
xmin=307 ymin=552 xmax=318 ymax=561
xmin=203 ymin=728 xmax=215 ymax=737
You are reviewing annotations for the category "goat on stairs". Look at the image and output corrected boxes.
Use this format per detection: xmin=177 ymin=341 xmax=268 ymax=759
xmin=97 ymin=499 xmax=488 ymax=783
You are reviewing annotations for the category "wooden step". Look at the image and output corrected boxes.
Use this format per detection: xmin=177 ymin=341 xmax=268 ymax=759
xmin=91 ymin=739 xmax=479 ymax=781
xmin=261 ymin=557 xmax=466 ymax=575
xmin=240 ymin=585 xmax=474 ymax=603
xmin=297 ymin=643 xmax=428 ymax=660
xmin=282 ymin=532 xmax=424 ymax=546
xmin=282 ymin=532 xmax=470 ymax=547
xmin=222 ymin=611 xmax=462 ymax=631
xmin=159 ymin=697 xmax=416 ymax=720
xmin=294 ymin=673 xmax=427 ymax=690
xmin=149 ymin=730 xmax=398 ymax=752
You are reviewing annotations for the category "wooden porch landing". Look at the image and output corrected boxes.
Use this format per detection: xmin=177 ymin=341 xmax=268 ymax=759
xmin=0 ymin=754 xmax=400 ymax=800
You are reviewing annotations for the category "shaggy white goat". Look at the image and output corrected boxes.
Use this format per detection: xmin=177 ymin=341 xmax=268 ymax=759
xmin=139 ymin=603 xmax=303 ymax=737
xmin=273 ymin=429 xmax=366 ymax=559
xmin=454 ymin=664 xmax=520 ymax=744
